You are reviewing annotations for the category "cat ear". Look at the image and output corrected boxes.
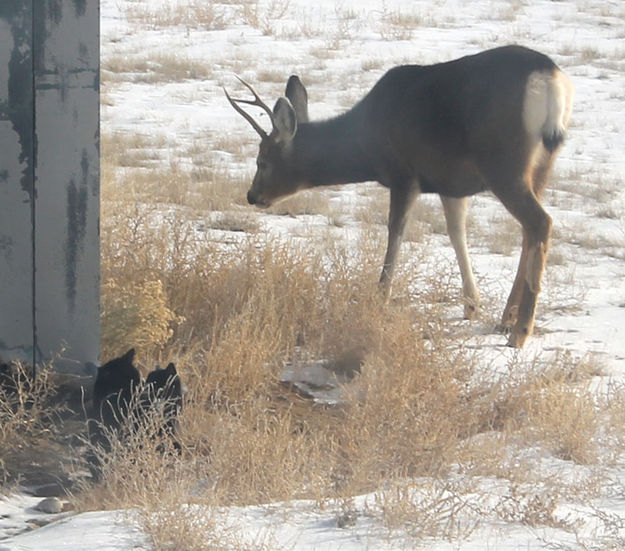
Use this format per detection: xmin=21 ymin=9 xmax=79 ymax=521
xmin=123 ymin=348 xmax=136 ymax=363
xmin=165 ymin=362 xmax=177 ymax=375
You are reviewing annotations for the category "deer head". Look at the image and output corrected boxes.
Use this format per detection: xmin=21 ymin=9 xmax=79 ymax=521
xmin=224 ymin=76 xmax=309 ymax=207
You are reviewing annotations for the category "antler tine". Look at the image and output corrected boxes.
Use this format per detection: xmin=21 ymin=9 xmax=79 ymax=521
xmin=223 ymin=76 xmax=275 ymax=138
xmin=223 ymin=86 xmax=267 ymax=138
xmin=233 ymin=76 xmax=275 ymax=121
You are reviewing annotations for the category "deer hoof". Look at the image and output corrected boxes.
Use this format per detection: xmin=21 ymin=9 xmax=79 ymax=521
xmin=507 ymin=332 xmax=525 ymax=348
xmin=495 ymin=323 xmax=511 ymax=335
xmin=496 ymin=305 xmax=518 ymax=334
xmin=463 ymin=300 xmax=479 ymax=321
xmin=506 ymin=325 xmax=530 ymax=348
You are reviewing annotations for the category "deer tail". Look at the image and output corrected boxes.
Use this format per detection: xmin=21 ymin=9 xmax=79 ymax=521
xmin=541 ymin=69 xmax=574 ymax=152
xmin=524 ymin=69 xmax=574 ymax=153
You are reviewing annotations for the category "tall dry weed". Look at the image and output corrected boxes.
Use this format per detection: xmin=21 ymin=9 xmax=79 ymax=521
xmin=0 ymin=364 xmax=65 ymax=486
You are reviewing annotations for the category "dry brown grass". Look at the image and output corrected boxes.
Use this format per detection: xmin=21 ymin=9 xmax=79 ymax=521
xmin=102 ymin=53 xmax=212 ymax=84
xmin=265 ymin=188 xmax=335 ymax=218
xmin=0 ymin=364 xmax=66 ymax=487
xmin=101 ymin=131 xmax=167 ymax=169
xmin=238 ymin=0 xmax=291 ymax=36
xmin=101 ymin=130 xmax=250 ymax=212
xmin=377 ymin=5 xmax=423 ymax=41
xmin=139 ymin=503 xmax=284 ymax=551
xmin=460 ymin=352 xmax=606 ymax=465
xmin=124 ymin=1 xmax=227 ymax=31
xmin=374 ymin=477 xmax=478 ymax=541
xmin=93 ymin=193 xmax=624 ymax=529
xmin=95 ymin=199 xmax=470 ymax=505
xmin=485 ymin=214 xmax=521 ymax=256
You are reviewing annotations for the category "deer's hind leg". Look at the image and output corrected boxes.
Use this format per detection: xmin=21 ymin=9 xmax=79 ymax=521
xmin=497 ymin=150 xmax=556 ymax=334
xmin=500 ymin=191 xmax=551 ymax=347
xmin=498 ymin=231 xmax=528 ymax=333
xmin=482 ymin=147 xmax=553 ymax=347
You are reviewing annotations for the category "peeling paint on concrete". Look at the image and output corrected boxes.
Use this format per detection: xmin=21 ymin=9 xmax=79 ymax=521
xmin=1 ymin=3 xmax=35 ymax=200
xmin=1 ymin=1 xmax=99 ymax=371
xmin=47 ymin=1 xmax=63 ymax=26
xmin=1 ymin=3 xmax=35 ymax=367
xmin=65 ymin=177 xmax=88 ymax=310
xmin=0 ymin=236 xmax=14 ymax=264
xmin=73 ymin=0 xmax=87 ymax=17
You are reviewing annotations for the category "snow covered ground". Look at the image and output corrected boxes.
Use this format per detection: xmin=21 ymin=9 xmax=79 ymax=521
xmin=2 ymin=0 xmax=625 ymax=549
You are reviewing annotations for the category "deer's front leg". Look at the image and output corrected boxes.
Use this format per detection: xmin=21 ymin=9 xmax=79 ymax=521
xmin=440 ymin=195 xmax=480 ymax=320
xmin=379 ymin=183 xmax=417 ymax=301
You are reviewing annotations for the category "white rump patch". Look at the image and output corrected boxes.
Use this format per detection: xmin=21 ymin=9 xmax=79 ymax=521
xmin=523 ymin=69 xmax=574 ymax=144
xmin=523 ymin=71 xmax=550 ymax=141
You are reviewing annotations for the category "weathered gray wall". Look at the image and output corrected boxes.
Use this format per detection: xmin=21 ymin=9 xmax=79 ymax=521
xmin=0 ymin=1 xmax=99 ymax=372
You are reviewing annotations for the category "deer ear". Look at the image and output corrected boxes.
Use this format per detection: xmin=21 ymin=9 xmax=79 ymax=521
xmin=285 ymin=75 xmax=309 ymax=123
xmin=272 ymin=97 xmax=297 ymax=142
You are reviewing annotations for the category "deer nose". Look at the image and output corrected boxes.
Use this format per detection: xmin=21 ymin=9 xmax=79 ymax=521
xmin=247 ymin=190 xmax=257 ymax=205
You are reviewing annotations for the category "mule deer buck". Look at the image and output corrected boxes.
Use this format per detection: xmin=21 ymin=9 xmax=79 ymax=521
xmin=225 ymin=45 xmax=573 ymax=348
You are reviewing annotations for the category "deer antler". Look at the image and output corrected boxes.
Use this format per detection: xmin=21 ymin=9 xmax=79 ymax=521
xmin=223 ymin=76 xmax=275 ymax=138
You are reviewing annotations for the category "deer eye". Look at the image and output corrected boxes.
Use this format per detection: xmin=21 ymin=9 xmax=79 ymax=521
xmin=257 ymin=160 xmax=268 ymax=171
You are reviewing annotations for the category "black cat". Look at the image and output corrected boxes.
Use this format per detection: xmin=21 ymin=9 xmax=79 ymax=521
xmin=92 ymin=348 xmax=141 ymax=429
xmin=90 ymin=349 xmax=183 ymax=456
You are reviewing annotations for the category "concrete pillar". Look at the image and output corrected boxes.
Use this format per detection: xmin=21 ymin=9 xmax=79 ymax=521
xmin=0 ymin=1 xmax=99 ymax=372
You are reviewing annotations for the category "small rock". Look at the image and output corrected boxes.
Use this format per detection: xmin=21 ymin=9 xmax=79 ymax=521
xmin=336 ymin=511 xmax=358 ymax=528
xmin=35 ymin=497 xmax=63 ymax=514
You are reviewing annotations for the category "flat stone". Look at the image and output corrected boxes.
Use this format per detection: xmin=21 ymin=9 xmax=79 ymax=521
xmin=34 ymin=497 xmax=63 ymax=514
